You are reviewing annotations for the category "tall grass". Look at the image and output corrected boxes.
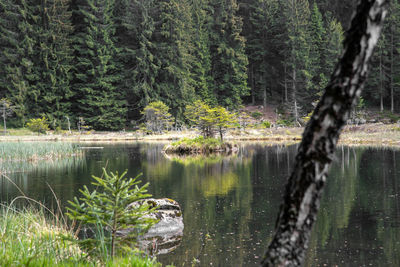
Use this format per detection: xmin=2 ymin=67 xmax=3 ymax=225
xmin=0 ymin=142 xmax=81 ymax=162
xmin=0 ymin=204 xmax=163 ymax=266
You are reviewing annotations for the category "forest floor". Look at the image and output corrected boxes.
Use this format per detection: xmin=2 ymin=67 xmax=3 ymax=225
xmin=1 ymin=123 xmax=400 ymax=147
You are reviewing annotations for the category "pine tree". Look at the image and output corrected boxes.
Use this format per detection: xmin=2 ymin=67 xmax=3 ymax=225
xmin=71 ymin=0 xmax=127 ymax=130
xmin=283 ymin=0 xmax=312 ymax=122
xmin=308 ymin=2 xmax=326 ymax=99
xmin=114 ymin=0 xmax=159 ymax=120
xmin=246 ymin=0 xmax=280 ymax=108
xmin=0 ymin=0 xmax=35 ymax=124
xmin=190 ymin=0 xmax=216 ymax=105
xmin=152 ymin=0 xmax=196 ymax=119
xmin=29 ymin=0 xmax=74 ymax=127
xmin=209 ymin=0 xmax=249 ymax=109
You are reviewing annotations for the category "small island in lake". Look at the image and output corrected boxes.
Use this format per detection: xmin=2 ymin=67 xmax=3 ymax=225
xmin=163 ymin=136 xmax=238 ymax=154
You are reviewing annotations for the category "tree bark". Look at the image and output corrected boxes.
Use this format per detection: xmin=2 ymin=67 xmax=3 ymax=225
xmin=261 ymin=1 xmax=388 ymax=266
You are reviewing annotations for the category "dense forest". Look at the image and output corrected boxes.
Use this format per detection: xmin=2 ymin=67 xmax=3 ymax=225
xmin=0 ymin=0 xmax=399 ymax=130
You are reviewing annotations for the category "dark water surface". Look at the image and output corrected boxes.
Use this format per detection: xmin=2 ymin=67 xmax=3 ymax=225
xmin=1 ymin=142 xmax=400 ymax=266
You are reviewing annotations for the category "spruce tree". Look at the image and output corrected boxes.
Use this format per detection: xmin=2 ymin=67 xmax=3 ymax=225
xmin=190 ymin=0 xmax=216 ymax=105
xmin=282 ymin=0 xmax=312 ymax=122
xmin=29 ymin=0 xmax=74 ymax=127
xmin=114 ymin=0 xmax=159 ymax=120
xmin=152 ymin=0 xmax=196 ymax=119
xmin=209 ymin=0 xmax=249 ymax=109
xmin=0 ymin=0 xmax=35 ymax=124
xmin=308 ymin=2 xmax=326 ymax=99
xmin=246 ymin=0 xmax=280 ymax=107
xmin=71 ymin=0 xmax=126 ymax=130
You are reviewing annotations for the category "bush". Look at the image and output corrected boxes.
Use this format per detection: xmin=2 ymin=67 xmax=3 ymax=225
xmin=276 ymin=119 xmax=293 ymax=127
xmin=250 ymin=111 xmax=263 ymax=120
xmin=26 ymin=117 xmax=50 ymax=134
xmin=262 ymin=121 xmax=272 ymax=128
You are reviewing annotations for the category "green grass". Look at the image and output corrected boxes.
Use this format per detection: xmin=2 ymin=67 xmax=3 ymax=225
xmin=0 ymin=142 xmax=81 ymax=162
xmin=0 ymin=127 xmax=34 ymax=136
xmin=0 ymin=206 xmax=164 ymax=267
xmin=171 ymin=136 xmax=223 ymax=148
xmin=165 ymin=136 xmax=236 ymax=154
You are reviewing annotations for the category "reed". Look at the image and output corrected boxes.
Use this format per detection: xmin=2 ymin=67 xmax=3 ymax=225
xmin=0 ymin=142 xmax=81 ymax=162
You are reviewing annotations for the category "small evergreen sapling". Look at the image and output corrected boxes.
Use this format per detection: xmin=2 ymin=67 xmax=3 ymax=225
xmin=66 ymin=168 xmax=157 ymax=259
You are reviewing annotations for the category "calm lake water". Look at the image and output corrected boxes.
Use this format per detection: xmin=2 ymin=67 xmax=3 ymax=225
xmin=1 ymin=142 xmax=400 ymax=266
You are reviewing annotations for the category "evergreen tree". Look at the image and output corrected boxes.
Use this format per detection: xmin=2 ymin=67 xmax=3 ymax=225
xmin=114 ymin=0 xmax=159 ymax=120
xmin=152 ymin=0 xmax=196 ymax=119
xmin=282 ymin=0 xmax=312 ymax=122
xmin=209 ymin=0 xmax=249 ymax=109
xmin=308 ymin=2 xmax=326 ymax=99
xmin=246 ymin=0 xmax=280 ymax=107
xmin=190 ymin=0 xmax=216 ymax=105
xmin=29 ymin=0 xmax=74 ymax=127
xmin=0 ymin=0 xmax=35 ymax=124
xmin=71 ymin=0 xmax=126 ymax=130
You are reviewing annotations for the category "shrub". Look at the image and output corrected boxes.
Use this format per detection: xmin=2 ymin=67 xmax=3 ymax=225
xmin=251 ymin=111 xmax=263 ymax=120
xmin=262 ymin=121 xmax=272 ymax=128
xmin=66 ymin=168 xmax=157 ymax=259
xmin=26 ymin=117 xmax=50 ymax=134
xmin=276 ymin=119 xmax=293 ymax=127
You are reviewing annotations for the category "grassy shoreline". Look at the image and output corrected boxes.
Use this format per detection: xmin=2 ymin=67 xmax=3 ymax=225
xmin=0 ymin=207 xmax=162 ymax=267
xmin=1 ymin=123 xmax=400 ymax=146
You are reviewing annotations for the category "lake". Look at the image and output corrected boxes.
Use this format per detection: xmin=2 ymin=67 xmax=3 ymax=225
xmin=1 ymin=142 xmax=400 ymax=266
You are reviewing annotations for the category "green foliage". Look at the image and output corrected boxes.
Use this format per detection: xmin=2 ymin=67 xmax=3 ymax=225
xmin=0 ymin=207 xmax=163 ymax=267
xmin=237 ymin=112 xmax=252 ymax=130
xmin=262 ymin=121 xmax=272 ymax=128
xmin=171 ymin=136 xmax=223 ymax=147
xmin=66 ymin=168 xmax=157 ymax=259
xmin=209 ymin=0 xmax=250 ymax=109
xmin=251 ymin=111 xmax=263 ymax=119
xmin=0 ymin=142 xmax=80 ymax=162
xmin=276 ymin=119 xmax=293 ymax=127
xmin=185 ymin=100 xmax=237 ymax=141
xmin=72 ymin=0 xmax=127 ymax=131
xmin=26 ymin=117 xmax=50 ymax=134
xmin=142 ymin=101 xmax=173 ymax=133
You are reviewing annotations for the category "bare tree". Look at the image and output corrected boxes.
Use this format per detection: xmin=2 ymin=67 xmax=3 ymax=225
xmin=0 ymin=98 xmax=14 ymax=135
xmin=262 ymin=0 xmax=388 ymax=266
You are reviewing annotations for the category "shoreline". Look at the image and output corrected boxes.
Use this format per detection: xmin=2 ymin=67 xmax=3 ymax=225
xmin=1 ymin=123 xmax=400 ymax=147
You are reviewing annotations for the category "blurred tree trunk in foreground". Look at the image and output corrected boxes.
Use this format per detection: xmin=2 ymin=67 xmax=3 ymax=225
xmin=262 ymin=0 xmax=389 ymax=266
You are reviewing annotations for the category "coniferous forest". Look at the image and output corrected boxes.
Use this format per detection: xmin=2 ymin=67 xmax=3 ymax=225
xmin=1 ymin=0 xmax=399 ymax=130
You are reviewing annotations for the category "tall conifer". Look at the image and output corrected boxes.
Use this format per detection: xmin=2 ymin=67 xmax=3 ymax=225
xmin=209 ymin=0 xmax=249 ymax=109
xmin=71 ymin=0 xmax=126 ymax=130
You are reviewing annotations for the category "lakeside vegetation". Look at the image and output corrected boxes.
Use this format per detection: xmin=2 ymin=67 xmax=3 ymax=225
xmin=0 ymin=207 xmax=161 ymax=267
xmin=0 ymin=168 xmax=167 ymax=266
xmin=163 ymin=136 xmax=238 ymax=154
xmin=0 ymin=142 xmax=81 ymax=162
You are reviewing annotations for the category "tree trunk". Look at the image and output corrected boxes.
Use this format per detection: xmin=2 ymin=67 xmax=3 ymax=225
xmin=380 ymin=46 xmax=384 ymax=112
xmin=390 ymin=22 xmax=394 ymax=113
xmin=261 ymin=1 xmax=388 ymax=266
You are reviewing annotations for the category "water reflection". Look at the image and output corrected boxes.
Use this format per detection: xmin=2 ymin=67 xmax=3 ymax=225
xmin=1 ymin=143 xmax=400 ymax=266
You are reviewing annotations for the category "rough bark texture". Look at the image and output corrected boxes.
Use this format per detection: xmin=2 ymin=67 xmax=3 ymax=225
xmin=261 ymin=1 xmax=388 ymax=266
